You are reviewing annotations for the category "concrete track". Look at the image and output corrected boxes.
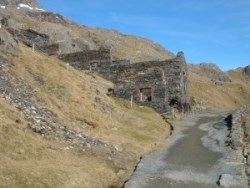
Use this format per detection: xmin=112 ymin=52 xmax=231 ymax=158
xmin=125 ymin=112 xmax=238 ymax=188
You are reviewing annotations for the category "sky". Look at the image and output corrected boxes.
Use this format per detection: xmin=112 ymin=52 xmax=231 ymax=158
xmin=38 ymin=0 xmax=250 ymax=71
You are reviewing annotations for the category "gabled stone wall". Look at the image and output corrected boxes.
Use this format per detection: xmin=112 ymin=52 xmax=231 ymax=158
xmin=103 ymin=52 xmax=189 ymax=112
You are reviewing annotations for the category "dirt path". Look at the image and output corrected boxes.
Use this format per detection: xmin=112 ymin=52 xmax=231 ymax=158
xmin=124 ymin=112 xmax=237 ymax=188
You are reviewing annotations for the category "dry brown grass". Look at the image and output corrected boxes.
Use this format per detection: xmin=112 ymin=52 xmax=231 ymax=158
xmin=227 ymin=69 xmax=250 ymax=84
xmin=189 ymin=72 xmax=250 ymax=110
xmin=0 ymin=98 xmax=119 ymax=188
xmin=0 ymin=45 xmax=170 ymax=187
xmin=75 ymin=26 xmax=174 ymax=63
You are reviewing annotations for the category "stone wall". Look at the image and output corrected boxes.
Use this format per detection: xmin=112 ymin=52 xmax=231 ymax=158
xmin=219 ymin=107 xmax=250 ymax=187
xmin=60 ymin=50 xmax=190 ymax=113
xmin=58 ymin=48 xmax=111 ymax=66
xmin=244 ymin=65 xmax=250 ymax=76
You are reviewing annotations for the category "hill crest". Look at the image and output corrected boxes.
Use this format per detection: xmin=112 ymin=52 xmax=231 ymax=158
xmin=188 ymin=63 xmax=231 ymax=82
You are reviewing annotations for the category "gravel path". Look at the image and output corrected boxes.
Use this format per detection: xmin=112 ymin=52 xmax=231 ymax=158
xmin=125 ymin=112 xmax=239 ymax=188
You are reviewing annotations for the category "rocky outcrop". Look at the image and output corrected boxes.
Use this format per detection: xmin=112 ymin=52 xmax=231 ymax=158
xmin=0 ymin=0 xmax=40 ymax=6
xmin=244 ymin=65 xmax=250 ymax=76
xmin=10 ymin=28 xmax=50 ymax=48
xmin=0 ymin=0 xmax=42 ymax=10
xmin=189 ymin=63 xmax=231 ymax=82
xmin=3 ymin=26 xmax=60 ymax=55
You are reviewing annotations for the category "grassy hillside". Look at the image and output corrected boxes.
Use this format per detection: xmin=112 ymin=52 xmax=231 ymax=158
xmin=189 ymin=72 xmax=250 ymax=110
xmin=0 ymin=45 xmax=170 ymax=187
xmin=0 ymin=97 xmax=118 ymax=188
xmin=227 ymin=69 xmax=250 ymax=84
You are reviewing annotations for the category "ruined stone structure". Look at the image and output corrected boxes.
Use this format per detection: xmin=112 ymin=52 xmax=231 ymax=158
xmin=59 ymin=50 xmax=190 ymax=113
xmin=1 ymin=16 xmax=190 ymax=113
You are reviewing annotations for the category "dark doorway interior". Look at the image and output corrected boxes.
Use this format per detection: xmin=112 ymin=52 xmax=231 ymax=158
xmin=140 ymin=88 xmax=152 ymax=102
xmin=169 ymin=98 xmax=180 ymax=109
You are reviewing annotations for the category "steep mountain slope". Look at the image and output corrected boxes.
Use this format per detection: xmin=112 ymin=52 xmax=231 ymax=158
xmin=0 ymin=97 xmax=118 ymax=187
xmin=0 ymin=43 xmax=170 ymax=187
xmin=227 ymin=65 xmax=250 ymax=83
xmin=189 ymin=64 xmax=250 ymax=110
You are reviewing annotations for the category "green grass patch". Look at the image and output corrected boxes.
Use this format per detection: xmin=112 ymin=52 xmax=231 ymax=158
xmin=123 ymin=129 xmax=155 ymax=143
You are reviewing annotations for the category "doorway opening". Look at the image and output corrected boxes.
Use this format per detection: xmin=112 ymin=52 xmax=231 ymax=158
xmin=139 ymin=88 xmax=152 ymax=102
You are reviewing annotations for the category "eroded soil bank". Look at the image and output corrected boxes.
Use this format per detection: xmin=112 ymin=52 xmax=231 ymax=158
xmin=125 ymin=111 xmax=241 ymax=188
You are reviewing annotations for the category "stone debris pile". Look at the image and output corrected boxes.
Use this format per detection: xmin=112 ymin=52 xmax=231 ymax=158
xmin=0 ymin=55 xmax=103 ymax=148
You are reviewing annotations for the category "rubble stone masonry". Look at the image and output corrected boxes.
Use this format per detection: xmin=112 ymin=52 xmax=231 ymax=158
xmin=59 ymin=50 xmax=190 ymax=113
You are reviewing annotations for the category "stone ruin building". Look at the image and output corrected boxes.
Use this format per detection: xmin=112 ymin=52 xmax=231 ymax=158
xmin=59 ymin=50 xmax=190 ymax=113
xmin=0 ymin=17 xmax=190 ymax=113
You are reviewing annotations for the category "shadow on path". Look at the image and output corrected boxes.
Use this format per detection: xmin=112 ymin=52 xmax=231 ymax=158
xmin=224 ymin=114 xmax=232 ymax=130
